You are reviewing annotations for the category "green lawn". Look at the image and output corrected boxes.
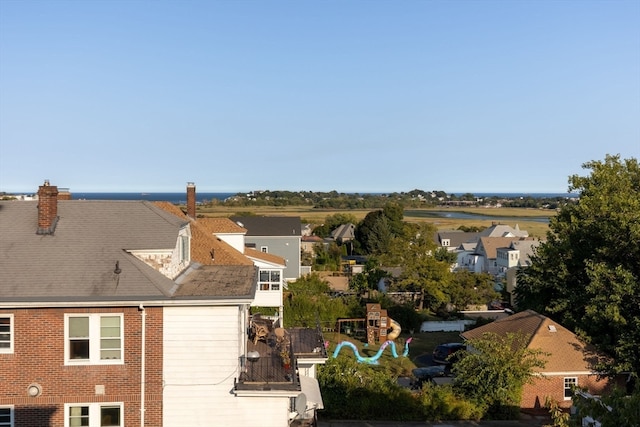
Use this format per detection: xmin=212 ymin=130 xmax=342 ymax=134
xmin=324 ymin=330 xmax=463 ymax=376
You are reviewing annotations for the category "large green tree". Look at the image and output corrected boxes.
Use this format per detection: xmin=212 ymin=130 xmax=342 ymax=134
xmin=381 ymin=222 xmax=453 ymax=311
xmin=448 ymin=270 xmax=500 ymax=311
xmin=349 ymin=257 xmax=388 ymax=298
xmin=355 ymin=201 xmax=405 ymax=255
xmin=515 ymin=154 xmax=640 ymax=378
xmin=284 ymin=273 xmax=349 ymax=327
xmin=453 ymin=332 xmax=547 ymax=419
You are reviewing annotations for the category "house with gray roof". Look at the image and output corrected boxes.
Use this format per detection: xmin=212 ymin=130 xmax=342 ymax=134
xmin=231 ymin=215 xmax=302 ymax=281
xmin=330 ymin=223 xmax=355 ymax=243
xmin=0 ymin=181 xmax=325 ymax=427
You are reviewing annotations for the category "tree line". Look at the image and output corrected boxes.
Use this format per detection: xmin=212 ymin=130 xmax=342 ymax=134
xmin=200 ymin=188 xmax=576 ymax=210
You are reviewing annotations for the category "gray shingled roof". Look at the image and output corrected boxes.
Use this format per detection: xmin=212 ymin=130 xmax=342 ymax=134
xmin=230 ymin=216 xmax=301 ymax=236
xmin=173 ymin=264 xmax=257 ymax=298
xmin=434 ymin=230 xmax=481 ymax=248
xmin=0 ymin=200 xmax=256 ymax=303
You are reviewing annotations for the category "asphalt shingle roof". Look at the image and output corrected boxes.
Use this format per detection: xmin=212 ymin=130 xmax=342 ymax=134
xmin=461 ymin=310 xmax=608 ymax=374
xmin=0 ymin=200 xmax=256 ymax=303
xmin=230 ymin=216 xmax=301 ymax=236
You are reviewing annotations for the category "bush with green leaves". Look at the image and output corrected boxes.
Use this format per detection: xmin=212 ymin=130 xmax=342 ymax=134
xmin=284 ymin=273 xmax=350 ymax=328
xmin=419 ymin=383 xmax=484 ymax=421
xmin=452 ymin=332 xmax=547 ymax=419
xmin=318 ymin=357 xmax=422 ymax=421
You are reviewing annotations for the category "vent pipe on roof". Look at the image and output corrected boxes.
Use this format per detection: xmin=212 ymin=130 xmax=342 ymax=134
xmin=36 ymin=180 xmax=59 ymax=235
xmin=187 ymin=182 xmax=196 ymax=219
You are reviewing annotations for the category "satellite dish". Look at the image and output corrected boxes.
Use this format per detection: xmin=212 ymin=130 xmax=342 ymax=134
xmin=295 ymin=393 xmax=307 ymax=415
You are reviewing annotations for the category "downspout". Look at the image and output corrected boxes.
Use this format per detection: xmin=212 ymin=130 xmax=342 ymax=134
xmin=139 ymin=304 xmax=146 ymax=427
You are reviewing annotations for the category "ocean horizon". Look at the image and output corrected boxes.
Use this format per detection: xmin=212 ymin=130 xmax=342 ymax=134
xmin=3 ymin=191 xmax=576 ymax=204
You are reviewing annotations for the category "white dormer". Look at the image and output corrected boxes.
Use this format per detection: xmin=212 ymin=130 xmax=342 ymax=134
xmin=129 ymin=224 xmax=191 ymax=280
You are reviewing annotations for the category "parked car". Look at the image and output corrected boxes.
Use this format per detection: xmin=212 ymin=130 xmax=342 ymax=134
xmin=488 ymin=300 xmax=513 ymax=310
xmin=432 ymin=342 xmax=466 ymax=365
xmin=410 ymin=365 xmax=452 ymax=389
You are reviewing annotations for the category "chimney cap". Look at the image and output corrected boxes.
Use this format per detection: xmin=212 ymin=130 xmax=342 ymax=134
xmin=187 ymin=182 xmax=195 ymax=187
xmin=43 ymin=179 xmax=50 ymax=186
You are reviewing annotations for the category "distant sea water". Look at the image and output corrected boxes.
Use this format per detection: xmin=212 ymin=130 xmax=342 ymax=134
xmin=65 ymin=192 xmax=576 ymax=204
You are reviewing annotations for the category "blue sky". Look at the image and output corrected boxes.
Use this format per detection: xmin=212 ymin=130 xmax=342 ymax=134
xmin=1 ymin=0 xmax=638 ymax=194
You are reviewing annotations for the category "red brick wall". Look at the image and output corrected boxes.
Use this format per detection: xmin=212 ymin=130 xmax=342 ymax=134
xmin=521 ymin=374 xmax=615 ymax=413
xmin=0 ymin=306 xmax=163 ymax=427
xmin=37 ymin=183 xmax=58 ymax=231
xmin=187 ymin=183 xmax=196 ymax=219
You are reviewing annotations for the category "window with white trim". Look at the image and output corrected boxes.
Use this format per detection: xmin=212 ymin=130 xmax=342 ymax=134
xmin=65 ymin=314 xmax=123 ymax=365
xmin=180 ymin=234 xmax=190 ymax=263
xmin=261 ymin=246 xmax=268 ymax=253
xmin=259 ymin=269 xmax=281 ymax=291
xmin=0 ymin=316 xmax=13 ymax=354
xmin=0 ymin=406 xmax=13 ymax=427
xmin=65 ymin=403 xmax=122 ymax=427
xmin=564 ymin=377 xmax=577 ymax=399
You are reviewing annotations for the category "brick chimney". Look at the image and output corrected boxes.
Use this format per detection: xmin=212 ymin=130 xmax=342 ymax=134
xmin=186 ymin=182 xmax=196 ymax=218
xmin=37 ymin=180 xmax=59 ymax=235
xmin=58 ymin=187 xmax=72 ymax=200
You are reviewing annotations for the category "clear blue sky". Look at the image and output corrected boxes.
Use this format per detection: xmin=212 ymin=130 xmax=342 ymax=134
xmin=1 ymin=0 xmax=638 ymax=194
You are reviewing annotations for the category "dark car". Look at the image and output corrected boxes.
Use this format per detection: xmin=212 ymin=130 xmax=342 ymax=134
xmin=410 ymin=365 xmax=448 ymax=389
xmin=432 ymin=343 xmax=466 ymax=365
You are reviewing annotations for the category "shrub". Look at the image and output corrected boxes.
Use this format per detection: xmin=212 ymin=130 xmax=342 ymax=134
xmin=419 ymin=383 xmax=484 ymax=421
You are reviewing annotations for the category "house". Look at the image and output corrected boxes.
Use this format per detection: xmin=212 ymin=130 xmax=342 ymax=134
xmin=496 ymin=239 xmax=543 ymax=306
xmin=479 ymin=223 xmax=529 ymax=238
xmin=461 ymin=310 xmax=621 ymax=413
xmin=329 ymin=223 xmax=355 ymax=243
xmin=0 ymin=181 xmax=326 ymax=427
xmin=185 ymin=194 xmax=288 ymax=320
xmin=301 ymin=235 xmax=323 ymax=259
xmin=433 ymin=230 xmax=480 ymax=253
xmin=230 ymin=215 xmax=302 ymax=282
xmin=435 ymin=224 xmax=529 ymax=274
xmin=472 ymin=236 xmax=535 ymax=275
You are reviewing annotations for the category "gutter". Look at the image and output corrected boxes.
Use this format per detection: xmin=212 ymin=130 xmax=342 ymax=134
xmin=139 ymin=303 xmax=146 ymax=427
xmin=0 ymin=298 xmax=255 ymax=309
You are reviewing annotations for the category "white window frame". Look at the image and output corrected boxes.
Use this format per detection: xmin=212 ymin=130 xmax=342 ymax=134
xmin=0 ymin=406 xmax=14 ymax=427
xmin=64 ymin=314 xmax=124 ymax=365
xmin=564 ymin=377 xmax=578 ymax=400
xmin=261 ymin=246 xmax=268 ymax=253
xmin=0 ymin=315 xmax=13 ymax=354
xmin=64 ymin=402 xmax=123 ymax=427
xmin=258 ymin=269 xmax=281 ymax=291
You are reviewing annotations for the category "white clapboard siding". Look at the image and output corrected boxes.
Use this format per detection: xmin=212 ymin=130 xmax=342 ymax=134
xmin=163 ymin=305 xmax=289 ymax=427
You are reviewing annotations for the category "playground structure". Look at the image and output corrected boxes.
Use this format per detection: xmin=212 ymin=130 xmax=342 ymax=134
xmin=332 ymin=304 xmax=413 ymax=364
xmin=336 ymin=303 xmax=401 ymax=345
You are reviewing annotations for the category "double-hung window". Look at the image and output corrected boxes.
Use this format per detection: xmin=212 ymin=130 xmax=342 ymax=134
xmin=564 ymin=377 xmax=577 ymax=399
xmin=65 ymin=314 xmax=123 ymax=365
xmin=65 ymin=403 xmax=122 ymax=427
xmin=0 ymin=316 xmax=13 ymax=354
xmin=0 ymin=406 xmax=13 ymax=427
xmin=259 ymin=270 xmax=281 ymax=291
